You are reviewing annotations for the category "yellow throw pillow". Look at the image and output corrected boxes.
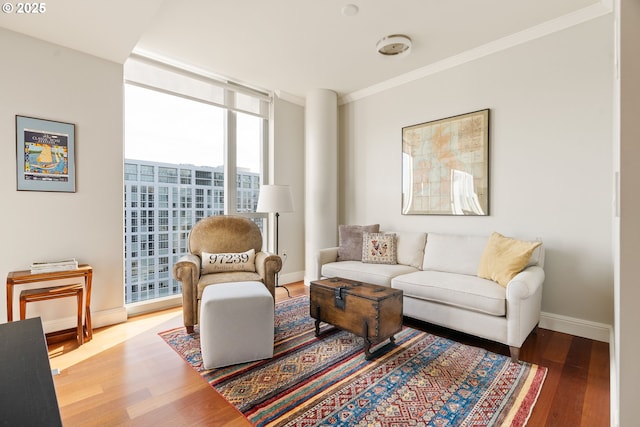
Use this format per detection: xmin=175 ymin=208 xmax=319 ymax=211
xmin=477 ymin=232 xmax=542 ymax=287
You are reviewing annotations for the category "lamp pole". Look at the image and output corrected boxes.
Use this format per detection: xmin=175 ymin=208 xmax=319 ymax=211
xmin=275 ymin=212 xmax=280 ymax=254
xmin=256 ymin=185 xmax=293 ymax=298
xmin=274 ymin=211 xmax=290 ymax=297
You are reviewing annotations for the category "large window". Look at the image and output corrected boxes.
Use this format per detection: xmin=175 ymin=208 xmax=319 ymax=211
xmin=124 ymin=57 xmax=270 ymax=305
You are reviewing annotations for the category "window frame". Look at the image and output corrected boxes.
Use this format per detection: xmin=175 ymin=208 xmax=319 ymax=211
xmin=123 ymin=57 xmax=271 ymax=315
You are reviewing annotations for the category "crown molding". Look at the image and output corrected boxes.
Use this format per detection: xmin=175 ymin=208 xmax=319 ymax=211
xmin=275 ymin=90 xmax=305 ymax=107
xmin=340 ymin=1 xmax=613 ymax=105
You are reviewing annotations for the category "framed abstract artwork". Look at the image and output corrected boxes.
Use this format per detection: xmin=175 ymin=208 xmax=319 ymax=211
xmin=16 ymin=115 xmax=76 ymax=192
xmin=402 ymin=109 xmax=489 ymax=215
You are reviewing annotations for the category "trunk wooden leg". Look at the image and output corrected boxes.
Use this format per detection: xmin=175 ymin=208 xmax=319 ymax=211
xmin=186 ymin=325 xmax=195 ymax=334
xmin=314 ymin=305 xmax=323 ymax=336
xmin=364 ymin=341 xmax=373 ymax=360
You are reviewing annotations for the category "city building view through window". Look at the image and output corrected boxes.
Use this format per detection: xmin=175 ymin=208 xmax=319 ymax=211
xmin=124 ymin=82 xmax=266 ymax=304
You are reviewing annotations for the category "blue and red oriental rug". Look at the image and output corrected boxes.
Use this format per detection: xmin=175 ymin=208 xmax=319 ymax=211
xmin=159 ymin=295 xmax=546 ymax=426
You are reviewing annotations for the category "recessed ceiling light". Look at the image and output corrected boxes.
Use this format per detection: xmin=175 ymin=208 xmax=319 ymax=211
xmin=342 ymin=4 xmax=359 ymax=17
xmin=376 ymin=34 xmax=412 ymax=57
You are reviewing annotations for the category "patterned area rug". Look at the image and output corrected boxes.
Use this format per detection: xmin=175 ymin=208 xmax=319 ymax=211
xmin=159 ymin=295 xmax=546 ymax=426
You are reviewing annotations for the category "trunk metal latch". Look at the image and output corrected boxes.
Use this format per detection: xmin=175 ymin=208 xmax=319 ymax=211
xmin=334 ymin=286 xmax=347 ymax=310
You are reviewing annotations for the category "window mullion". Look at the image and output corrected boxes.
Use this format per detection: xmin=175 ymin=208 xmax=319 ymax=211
xmin=225 ymin=90 xmax=237 ymax=215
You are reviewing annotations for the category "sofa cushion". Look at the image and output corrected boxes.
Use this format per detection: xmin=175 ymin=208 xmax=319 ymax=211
xmin=197 ymin=271 xmax=263 ymax=299
xmin=362 ymin=232 xmax=397 ymax=264
xmin=322 ymin=261 xmax=417 ymax=287
xmin=392 ymin=270 xmax=506 ymax=316
xmin=477 ymin=232 xmax=543 ymax=287
xmin=387 ymin=231 xmax=427 ymax=269
xmin=422 ymin=233 xmax=488 ymax=275
xmin=337 ymin=224 xmax=380 ymax=261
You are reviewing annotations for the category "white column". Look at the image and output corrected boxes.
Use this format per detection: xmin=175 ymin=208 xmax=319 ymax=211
xmin=304 ymin=89 xmax=338 ymax=284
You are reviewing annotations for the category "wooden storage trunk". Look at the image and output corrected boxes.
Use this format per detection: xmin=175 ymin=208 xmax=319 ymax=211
xmin=310 ymin=277 xmax=403 ymax=359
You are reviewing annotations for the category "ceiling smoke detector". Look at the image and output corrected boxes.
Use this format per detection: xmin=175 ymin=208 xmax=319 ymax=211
xmin=376 ymin=34 xmax=412 ymax=57
xmin=341 ymin=4 xmax=359 ymax=16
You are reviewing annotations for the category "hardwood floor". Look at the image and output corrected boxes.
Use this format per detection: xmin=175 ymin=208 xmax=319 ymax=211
xmin=51 ymin=282 xmax=610 ymax=426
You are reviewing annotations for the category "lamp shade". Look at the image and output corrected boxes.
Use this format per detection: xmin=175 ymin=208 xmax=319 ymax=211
xmin=256 ymin=185 xmax=293 ymax=213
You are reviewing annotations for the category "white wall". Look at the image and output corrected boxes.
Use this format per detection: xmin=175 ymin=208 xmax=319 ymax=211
xmin=338 ymin=16 xmax=614 ymax=328
xmin=272 ymin=96 xmax=305 ymax=285
xmin=615 ymin=0 xmax=640 ymax=425
xmin=0 ymin=29 xmax=127 ymax=331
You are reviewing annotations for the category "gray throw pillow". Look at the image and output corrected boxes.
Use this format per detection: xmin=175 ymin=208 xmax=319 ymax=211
xmin=337 ymin=224 xmax=380 ymax=261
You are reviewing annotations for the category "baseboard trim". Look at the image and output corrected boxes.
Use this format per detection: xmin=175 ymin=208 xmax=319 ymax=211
xmin=539 ymin=311 xmax=611 ymax=342
xmin=126 ymin=295 xmax=182 ymax=317
xmin=279 ymin=271 xmax=305 ymax=287
xmin=93 ymin=307 xmax=129 ymax=328
xmin=41 ymin=306 xmax=128 ymax=334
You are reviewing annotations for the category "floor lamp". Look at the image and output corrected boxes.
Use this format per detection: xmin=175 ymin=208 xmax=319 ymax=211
xmin=256 ymin=184 xmax=294 ymax=297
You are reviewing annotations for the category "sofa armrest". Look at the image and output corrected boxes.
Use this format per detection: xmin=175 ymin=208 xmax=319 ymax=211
xmin=505 ymin=265 xmax=545 ymax=348
xmin=173 ymin=254 xmax=201 ymax=329
xmin=314 ymin=247 xmax=339 ymax=280
xmin=255 ymin=251 xmax=282 ymax=300
xmin=506 ymin=266 xmax=545 ymax=300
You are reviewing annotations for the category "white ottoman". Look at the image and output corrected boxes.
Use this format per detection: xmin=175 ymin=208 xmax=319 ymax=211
xmin=200 ymin=281 xmax=274 ymax=369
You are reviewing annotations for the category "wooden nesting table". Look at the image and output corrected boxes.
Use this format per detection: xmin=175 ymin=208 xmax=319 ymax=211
xmin=6 ymin=264 xmax=93 ymax=343
xmin=310 ymin=277 xmax=403 ymax=359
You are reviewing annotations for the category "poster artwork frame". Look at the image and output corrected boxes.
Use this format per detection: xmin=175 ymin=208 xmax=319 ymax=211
xmin=16 ymin=115 xmax=76 ymax=193
xmin=402 ymin=109 xmax=489 ymax=216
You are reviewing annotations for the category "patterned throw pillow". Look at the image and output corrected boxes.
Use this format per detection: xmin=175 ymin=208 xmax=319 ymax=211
xmin=362 ymin=233 xmax=397 ymax=265
xmin=201 ymin=248 xmax=256 ymax=274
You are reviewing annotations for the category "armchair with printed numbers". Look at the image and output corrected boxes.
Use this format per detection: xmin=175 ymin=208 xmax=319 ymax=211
xmin=173 ymin=215 xmax=282 ymax=333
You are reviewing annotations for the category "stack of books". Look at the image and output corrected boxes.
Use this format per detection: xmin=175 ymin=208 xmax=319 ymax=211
xmin=30 ymin=259 xmax=79 ymax=274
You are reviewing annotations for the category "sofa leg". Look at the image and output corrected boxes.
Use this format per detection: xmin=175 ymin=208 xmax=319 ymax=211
xmin=186 ymin=325 xmax=195 ymax=334
xmin=509 ymin=346 xmax=520 ymax=363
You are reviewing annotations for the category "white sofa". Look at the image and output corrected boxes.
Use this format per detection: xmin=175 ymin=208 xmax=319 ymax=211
xmin=315 ymin=231 xmax=545 ymax=361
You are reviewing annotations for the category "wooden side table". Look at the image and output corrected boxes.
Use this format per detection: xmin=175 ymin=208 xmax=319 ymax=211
xmin=6 ymin=264 xmax=93 ymax=341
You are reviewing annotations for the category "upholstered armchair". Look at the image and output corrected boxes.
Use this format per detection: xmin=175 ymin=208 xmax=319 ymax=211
xmin=173 ymin=215 xmax=282 ymax=333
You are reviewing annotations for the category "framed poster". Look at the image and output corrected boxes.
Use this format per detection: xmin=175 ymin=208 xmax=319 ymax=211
xmin=402 ymin=109 xmax=489 ymax=215
xmin=16 ymin=115 xmax=76 ymax=192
